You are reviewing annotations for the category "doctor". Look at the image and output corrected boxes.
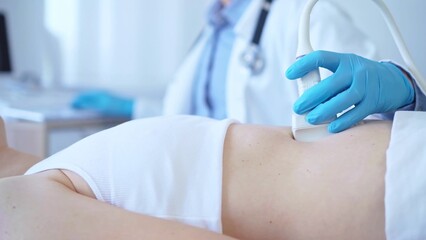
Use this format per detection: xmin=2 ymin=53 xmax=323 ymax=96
xmin=72 ymin=0 xmax=377 ymax=126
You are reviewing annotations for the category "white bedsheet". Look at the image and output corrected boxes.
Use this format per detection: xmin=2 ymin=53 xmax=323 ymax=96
xmin=386 ymin=111 xmax=426 ymax=239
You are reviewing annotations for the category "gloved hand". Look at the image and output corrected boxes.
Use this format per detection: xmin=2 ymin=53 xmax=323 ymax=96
xmin=286 ymin=50 xmax=415 ymax=133
xmin=72 ymin=90 xmax=134 ymax=117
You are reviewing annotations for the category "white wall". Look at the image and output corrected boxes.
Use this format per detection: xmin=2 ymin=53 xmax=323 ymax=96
xmin=44 ymin=0 xmax=211 ymax=98
xmin=328 ymin=0 xmax=426 ymax=78
xmin=2 ymin=0 xmax=424 ymax=96
xmin=0 ymin=0 xmax=45 ymax=82
xmin=0 ymin=0 xmax=211 ymax=96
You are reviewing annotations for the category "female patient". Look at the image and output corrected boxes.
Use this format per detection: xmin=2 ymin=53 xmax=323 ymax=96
xmin=0 ymin=115 xmax=391 ymax=240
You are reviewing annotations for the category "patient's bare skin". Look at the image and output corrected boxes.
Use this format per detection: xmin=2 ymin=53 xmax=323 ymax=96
xmin=0 ymin=120 xmax=391 ymax=240
xmin=0 ymin=118 xmax=41 ymax=178
xmin=222 ymin=120 xmax=390 ymax=240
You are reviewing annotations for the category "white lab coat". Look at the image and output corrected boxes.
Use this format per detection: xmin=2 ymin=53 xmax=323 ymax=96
xmin=135 ymin=0 xmax=376 ymax=125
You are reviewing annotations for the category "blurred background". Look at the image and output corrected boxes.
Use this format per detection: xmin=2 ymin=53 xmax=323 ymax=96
xmin=1 ymin=0 xmax=424 ymax=96
xmin=0 ymin=0 xmax=424 ymax=157
xmin=0 ymin=0 xmax=210 ymax=97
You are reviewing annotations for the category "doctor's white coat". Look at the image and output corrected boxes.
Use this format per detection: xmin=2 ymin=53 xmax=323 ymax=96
xmin=135 ymin=0 xmax=376 ymax=126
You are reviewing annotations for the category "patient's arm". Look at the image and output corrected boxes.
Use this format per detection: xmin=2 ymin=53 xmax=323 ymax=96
xmin=0 ymin=120 xmax=391 ymax=240
xmin=0 ymin=172 xmax=238 ymax=240
xmin=0 ymin=118 xmax=41 ymax=178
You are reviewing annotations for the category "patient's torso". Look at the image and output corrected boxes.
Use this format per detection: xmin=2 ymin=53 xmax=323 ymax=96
xmin=25 ymin=115 xmax=236 ymax=233
xmin=24 ymin=115 xmax=392 ymax=240
xmin=222 ymin=120 xmax=392 ymax=240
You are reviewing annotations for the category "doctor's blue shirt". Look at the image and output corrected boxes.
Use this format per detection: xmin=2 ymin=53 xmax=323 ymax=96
xmin=191 ymin=0 xmax=251 ymax=119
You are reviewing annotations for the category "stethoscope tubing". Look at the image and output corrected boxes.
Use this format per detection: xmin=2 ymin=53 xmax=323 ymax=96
xmin=251 ymin=0 xmax=274 ymax=45
xmin=241 ymin=0 xmax=274 ymax=74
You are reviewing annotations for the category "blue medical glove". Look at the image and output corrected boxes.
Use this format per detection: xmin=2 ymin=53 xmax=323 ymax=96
xmin=286 ymin=50 xmax=414 ymax=133
xmin=72 ymin=90 xmax=134 ymax=117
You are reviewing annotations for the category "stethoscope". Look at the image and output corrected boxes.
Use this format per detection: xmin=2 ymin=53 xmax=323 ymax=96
xmin=240 ymin=0 xmax=274 ymax=75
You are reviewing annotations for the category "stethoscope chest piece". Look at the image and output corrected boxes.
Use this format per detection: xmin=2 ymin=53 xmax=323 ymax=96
xmin=241 ymin=43 xmax=265 ymax=75
xmin=240 ymin=0 xmax=273 ymax=75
